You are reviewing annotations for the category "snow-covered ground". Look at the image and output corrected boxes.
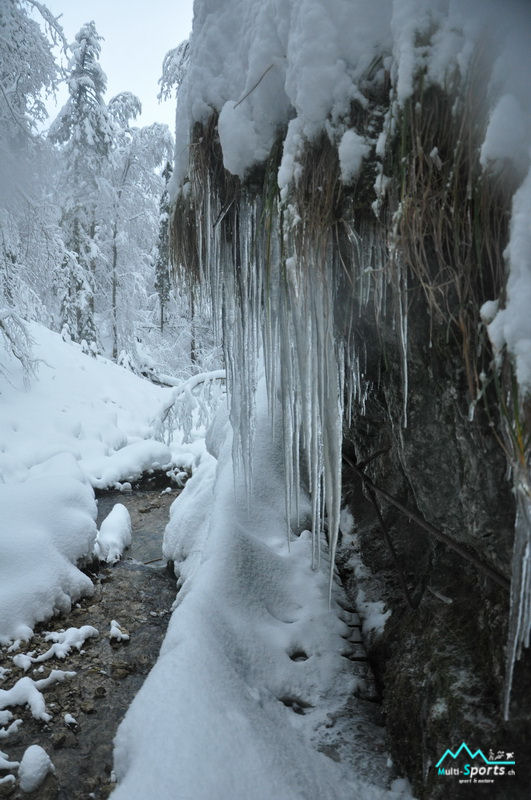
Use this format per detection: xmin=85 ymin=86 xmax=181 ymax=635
xmin=110 ymin=381 xmax=412 ymax=799
xmin=0 ymin=322 xmax=175 ymax=643
xmin=0 ymin=320 xmax=412 ymax=798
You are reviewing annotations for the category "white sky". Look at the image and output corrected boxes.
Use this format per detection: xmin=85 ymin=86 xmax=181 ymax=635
xmin=43 ymin=0 xmax=194 ymax=132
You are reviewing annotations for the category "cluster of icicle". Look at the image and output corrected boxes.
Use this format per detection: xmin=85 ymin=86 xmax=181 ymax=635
xmin=187 ymin=174 xmax=393 ymax=597
xmin=186 ymin=167 xmax=530 ymax=720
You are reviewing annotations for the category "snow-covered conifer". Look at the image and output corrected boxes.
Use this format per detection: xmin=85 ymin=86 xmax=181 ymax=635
xmin=50 ymin=21 xmax=114 ymax=348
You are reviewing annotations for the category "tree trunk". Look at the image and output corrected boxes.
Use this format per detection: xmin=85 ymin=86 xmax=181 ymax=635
xmin=111 ymin=224 xmax=118 ymax=361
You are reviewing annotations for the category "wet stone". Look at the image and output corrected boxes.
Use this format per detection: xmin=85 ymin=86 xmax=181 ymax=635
xmin=0 ymin=780 xmax=16 ymax=797
xmin=0 ymin=488 xmax=177 ymax=800
xmin=52 ymin=732 xmax=66 ymax=749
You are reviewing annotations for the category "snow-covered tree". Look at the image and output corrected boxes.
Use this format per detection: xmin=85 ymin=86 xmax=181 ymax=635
xmin=0 ymin=0 xmax=63 ymax=149
xmin=49 ymin=21 xmax=114 ymax=347
xmin=0 ymin=0 xmax=65 ymax=369
xmin=102 ymin=98 xmax=173 ymax=360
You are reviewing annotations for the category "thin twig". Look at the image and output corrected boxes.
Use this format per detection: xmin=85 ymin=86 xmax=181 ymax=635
xmin=234 ymin=64 xmax=275 ymax=109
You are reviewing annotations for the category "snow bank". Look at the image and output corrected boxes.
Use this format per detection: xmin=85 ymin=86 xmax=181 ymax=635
xmin=0 ymin=471 xmax=96 ymax=643
xmin=111 ymin=386 xmax=411 ymax=800
xmin=173 ymin=0 xmax=531 ymax=394
xmin=94 ymin=504 xmax=132 ymax=564
xmin=0 ymin=322 xmax=176 ymax=643
xmin=0 ymin=322 xmax=174 ymax=489
xmin=173 ymin=0 xmax=390 ymax=189
xmin=487 ymin=165 xmax=531 ymax=391
xmin=87 ymin=441 xmax=172 ymax=490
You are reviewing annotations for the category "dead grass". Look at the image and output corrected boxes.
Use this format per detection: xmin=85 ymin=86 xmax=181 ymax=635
xmin=387 ymin=59 xmax=514 ymax=402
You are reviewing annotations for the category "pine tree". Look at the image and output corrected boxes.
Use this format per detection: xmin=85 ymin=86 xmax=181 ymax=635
xmin=49 ymin=21 xmax=113 ymax=347
xmin=154 ymin=161 xmax=172 ymax=333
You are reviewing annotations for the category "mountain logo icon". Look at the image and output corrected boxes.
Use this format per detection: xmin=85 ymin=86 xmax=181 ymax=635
xmin=436 ymin=743 xmax=516 ymax=768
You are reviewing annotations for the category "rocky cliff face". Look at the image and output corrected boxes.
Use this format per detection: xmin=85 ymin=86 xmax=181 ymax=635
xmin=173 ymin=130 xmax=530 ymax=793
xmin=337 ymin=264 xmax=531 ymax=797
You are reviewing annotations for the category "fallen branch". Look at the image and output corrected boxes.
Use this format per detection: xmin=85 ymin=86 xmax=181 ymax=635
xmin=343 ymin=454 xmax=509 ymax=591
xmin=157 ymin=369 xmax=226 ymax=424
xmin=363 ymin=480 xmax=419 ymax=609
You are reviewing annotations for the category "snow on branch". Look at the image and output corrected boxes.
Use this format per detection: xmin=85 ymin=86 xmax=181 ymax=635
xmin=154 ymin=369 xmax=226 ymax=444
xmin=24 ymin=0 xmax=68 ymax=51
xmin=158 ymin=39 xmax=190 ymax=101
xmin=0 ymin=309 xmax=34 ymax=382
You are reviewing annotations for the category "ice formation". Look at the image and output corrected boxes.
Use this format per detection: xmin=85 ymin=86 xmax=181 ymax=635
xmin=0 ymin=671 xmax=75 ymax=723
xmin=172 ymin=0 xmax=531 ymax=714
xmin=0 ymin=751 xmax=19 ymax=771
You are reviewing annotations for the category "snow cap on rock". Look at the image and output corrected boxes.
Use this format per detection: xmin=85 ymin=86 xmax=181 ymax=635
xmin=18 ymin=744 xmax=55 ymax=793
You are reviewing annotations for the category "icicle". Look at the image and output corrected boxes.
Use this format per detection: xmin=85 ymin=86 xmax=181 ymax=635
xmin=294 ymin=403 xmax=301 ymax=528
xmin=503 ymin=473 xmax=531 ymax=720
xmin=280 ymin=285 xmax=294 ymax=544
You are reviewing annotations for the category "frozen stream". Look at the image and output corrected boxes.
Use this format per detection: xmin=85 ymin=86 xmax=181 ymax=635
xmin=0 ymin=488 xmax=177 ymax=800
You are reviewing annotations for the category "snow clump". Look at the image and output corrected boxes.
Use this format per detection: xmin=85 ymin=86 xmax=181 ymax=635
xmin=12 ymin=626 xmax=98 ymax=671
xmin=18 ymin=744 xmax=55 ymax=793
xmin=109 ymin=620 xmax=130 ymax=642
xmin=94 ymin=504 xmax=132 ymax=564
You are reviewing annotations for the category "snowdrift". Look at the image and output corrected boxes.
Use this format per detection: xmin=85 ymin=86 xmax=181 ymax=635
xmin=111 ymin=385 xmax=411 ymax=800
xmin=0 ymin=322 xmax=174 ymax=642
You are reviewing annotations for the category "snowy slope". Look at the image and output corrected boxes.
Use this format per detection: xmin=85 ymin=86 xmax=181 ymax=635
xmin=110 ymin=383 xmax=412 ymax=800
xmin=0 ymin=322 xmax=173 ymax=489
xmin=0 ymin=322 xmax=174 ymax=642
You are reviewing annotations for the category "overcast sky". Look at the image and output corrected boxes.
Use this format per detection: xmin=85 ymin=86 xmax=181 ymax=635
xmin=43 ymin=0 xmax=194 ymax=132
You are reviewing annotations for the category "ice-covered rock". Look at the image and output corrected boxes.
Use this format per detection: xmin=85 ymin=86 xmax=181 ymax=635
xmin=94 ymin=504 xmax=132 ymax=565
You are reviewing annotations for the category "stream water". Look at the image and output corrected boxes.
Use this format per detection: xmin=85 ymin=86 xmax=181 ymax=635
xmin=0 ymin=488 xmax=177 ymax=799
